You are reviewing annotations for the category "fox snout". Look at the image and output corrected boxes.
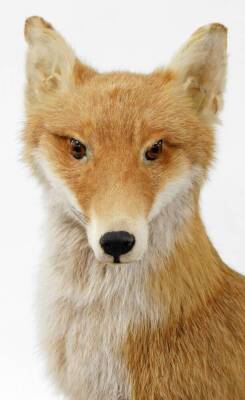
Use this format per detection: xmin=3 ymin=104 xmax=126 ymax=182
xmin=86 ymin=211 xmax=149 ymax=264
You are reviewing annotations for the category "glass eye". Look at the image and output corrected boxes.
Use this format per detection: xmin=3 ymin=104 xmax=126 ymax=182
xmin=70 ymin=138 xmax=87 ymax=160
xmin=145 ymin=140 xmax=163 ymax=161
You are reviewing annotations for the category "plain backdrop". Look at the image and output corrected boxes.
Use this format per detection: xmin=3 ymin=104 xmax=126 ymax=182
xmin=0 ymin=0 xmax=244 ymax=398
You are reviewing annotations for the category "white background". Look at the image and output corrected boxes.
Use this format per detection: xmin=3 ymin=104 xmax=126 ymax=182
xmin=0 ymin=1 xmax=244 ymax=399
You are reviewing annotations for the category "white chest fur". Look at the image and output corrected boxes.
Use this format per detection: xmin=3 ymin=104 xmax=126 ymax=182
xmin=37 ymin=211 xmax=164 ymax=400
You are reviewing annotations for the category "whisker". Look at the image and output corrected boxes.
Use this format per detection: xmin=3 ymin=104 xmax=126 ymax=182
xmin=70 ymin=206 xmax=89 ymax=226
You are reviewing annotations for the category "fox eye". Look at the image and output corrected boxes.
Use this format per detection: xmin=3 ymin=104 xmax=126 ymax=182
xmin=145 ymin=140 xmax=163 ymax=161
xmin=69 ymin=138 xmax=87 ymax=160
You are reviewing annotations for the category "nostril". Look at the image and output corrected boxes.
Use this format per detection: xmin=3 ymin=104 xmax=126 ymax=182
xmin=100 ymin=231 xmax=135 ymax=259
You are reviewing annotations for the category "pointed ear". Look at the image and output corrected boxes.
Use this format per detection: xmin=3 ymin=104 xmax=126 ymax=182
xmin=168 ymin=23 xmax=227 ymax=118
xmin=24 ymin=16 xmax=95 ymax=104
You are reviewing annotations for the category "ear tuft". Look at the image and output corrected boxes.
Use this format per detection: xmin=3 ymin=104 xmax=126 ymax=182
xmin=24 ymin=16 xmax=54 ymax=45
xmin=169 ymin=23 xmax=227 ymax=119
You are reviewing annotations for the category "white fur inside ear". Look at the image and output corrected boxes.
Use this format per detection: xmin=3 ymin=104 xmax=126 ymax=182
xmin=25 ymin=17 xmax=76 ymax=100
xmin=168 ymin=23 xmax=227 ymax=117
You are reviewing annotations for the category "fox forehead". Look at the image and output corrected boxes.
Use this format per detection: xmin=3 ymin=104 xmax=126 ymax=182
xmin=37 ymin=69 xmax=197 ymax=146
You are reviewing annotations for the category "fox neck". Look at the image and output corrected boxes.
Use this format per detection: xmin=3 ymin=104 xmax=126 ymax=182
xmin=43 ymin=186 xmax=224 ymax=326
xmin=149 ymin=210 xmax=224 ymax=323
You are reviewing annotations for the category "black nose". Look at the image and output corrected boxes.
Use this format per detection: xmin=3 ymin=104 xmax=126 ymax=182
xmin=100 ymin=231 xmax=135 ymax=262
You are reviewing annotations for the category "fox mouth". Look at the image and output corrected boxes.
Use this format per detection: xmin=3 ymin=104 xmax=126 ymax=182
xmin=105 ymin=255 xmax=142 ymax=265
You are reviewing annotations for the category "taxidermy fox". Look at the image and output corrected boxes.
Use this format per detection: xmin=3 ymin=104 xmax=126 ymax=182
xmin=23 ymin=16 xmax=245 ymax=400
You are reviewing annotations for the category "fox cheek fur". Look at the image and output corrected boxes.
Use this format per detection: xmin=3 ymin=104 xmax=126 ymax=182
xmin=23 ymin=17 xmax=245 ymax=400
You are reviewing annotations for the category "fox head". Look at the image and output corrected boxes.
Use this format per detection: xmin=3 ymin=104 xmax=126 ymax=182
xmin=23 ymin=17 xmax=227 ymax=264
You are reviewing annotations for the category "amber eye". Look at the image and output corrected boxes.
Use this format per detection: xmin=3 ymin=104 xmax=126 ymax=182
xmin=70 ymin=138 xmax=87 ymax=160
xmin=145 ymin=140 xmax=163 ymax=161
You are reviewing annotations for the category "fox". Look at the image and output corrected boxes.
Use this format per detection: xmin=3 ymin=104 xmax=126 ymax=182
xmin=22 ymin=16 xmax=245 ymax=400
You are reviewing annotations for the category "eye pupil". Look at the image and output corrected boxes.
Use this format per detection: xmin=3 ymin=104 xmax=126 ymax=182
xmin=151 ymin=145 xmax=160 ymax=153
xmin=70 ymin=138 xmax=86 ymax=160
xmin=145 ymin=140 xmax=163 ymax=161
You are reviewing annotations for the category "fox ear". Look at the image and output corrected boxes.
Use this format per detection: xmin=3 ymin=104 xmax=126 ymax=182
xmin=169 ymin=23 xmax=227 ymax=118
xmin=24 ymin=16 xmax=95 ymax=104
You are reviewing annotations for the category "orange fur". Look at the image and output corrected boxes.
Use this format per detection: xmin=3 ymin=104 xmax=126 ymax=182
xmin=123 ymin=215 xmax=245 ymax=399
xmin=22 ymin=17 xmax=245 ymax=400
